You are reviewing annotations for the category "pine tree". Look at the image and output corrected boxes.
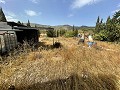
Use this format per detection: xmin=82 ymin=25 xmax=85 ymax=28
xmin=35 ymin=24 xmax=37 ymax=28
xmin=73 ymin=25 xmax=75 ymax=31
xmin=95 ymin=16 xmax=101 ymax=33
xmin=97 ymin=16 xmax=100 ymax=23
xmin=100 ymin=19 xmax=103 ymax=24
xmin=106 ymin=16 xmax=111 ymax=31
xmin=74 ymin=29 xmax=78 ymax=37
xmin=99 ymin=19 xmax=104 ymax=30
xmin=113 ymin=10 xmax=120 ymax=19
xmin=17 ymin=21 xmax=21 ymax=24
xmin=0 ymin=8 xmax=7 ymax=22
xmin=94 ymin=11 xmax=120 ymax=42
xmin=27 ymin=20 xmax=31 ymax=27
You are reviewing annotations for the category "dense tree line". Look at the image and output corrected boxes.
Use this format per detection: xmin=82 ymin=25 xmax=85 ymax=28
xmin=46 ymin=25 xmax=78 ymax=37
xmin=94 ymin=11 xmax=120 ymax=42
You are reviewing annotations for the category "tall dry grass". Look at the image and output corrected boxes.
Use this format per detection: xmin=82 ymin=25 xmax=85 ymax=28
xmin=0 ymin=37 xmax=120 ymax=90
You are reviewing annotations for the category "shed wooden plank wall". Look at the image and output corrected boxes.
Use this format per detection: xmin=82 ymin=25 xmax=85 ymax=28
xmin=0 ymin=31 xmax=17 ymax=54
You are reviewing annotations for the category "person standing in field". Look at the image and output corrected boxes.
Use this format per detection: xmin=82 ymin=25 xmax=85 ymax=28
xmin=87 ymin=34 xmax=94 ymax=47
xmin=78 ymin=33 xmax=85 ymax=45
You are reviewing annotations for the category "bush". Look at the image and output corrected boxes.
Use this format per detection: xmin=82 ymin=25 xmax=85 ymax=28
xmin=65 ymin=31 xmax=75 ymax=37
xmin=65 ymin=30 xmax=78 ymax=37
xmin=94 ymin=30 xmax=108 ymax=41
xmin=59 ymin=29 xmax=66 ymax=36
xmin=73 ymin=29 xmax=78 ymax=37
xmin=47 ymin=30 xmax=56 ymax=37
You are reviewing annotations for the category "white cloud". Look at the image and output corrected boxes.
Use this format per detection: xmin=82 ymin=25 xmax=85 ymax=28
xmin=71 ymin=0 xmax=102 ymax=9
xmin=25 ymin=10 xmax=37 ymax=16
xmin=25 ymin=10 xmax=41 ymax=16
xmin=4 ymin=11 xmax=19 ymax=22
xmin=0 ymin=0 xmax=5 ymax=4
xmin=30 ymin=0 xmax=39 ymax=4
xmin=68 ymin=14 xmax=74 ymax=17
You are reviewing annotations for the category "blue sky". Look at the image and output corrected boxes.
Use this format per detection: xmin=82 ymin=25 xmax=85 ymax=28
xmin=0 ymin=0 xmax=120 ymax=26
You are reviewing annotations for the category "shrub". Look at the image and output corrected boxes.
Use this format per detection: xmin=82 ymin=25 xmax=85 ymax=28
xmin=47 ymin=30 xmax=56 ymax=37
xmin=59 ymin=29 xmax=66 ymax=36
xmin=65 ymin=31 xmax=74 ymax=37
xmin=65 ymin=30 xmax=78 ymax=37
xmin=94 ymin=30 xmax=108 ymax=41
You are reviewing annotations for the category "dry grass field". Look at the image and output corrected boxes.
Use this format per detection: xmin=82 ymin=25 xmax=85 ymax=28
xmin=0 ymin=36 xmax=120 ymax=90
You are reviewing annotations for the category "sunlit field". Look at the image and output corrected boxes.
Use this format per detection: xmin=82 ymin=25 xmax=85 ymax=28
xmin=0 ymin=36 xmax=120 ymax=90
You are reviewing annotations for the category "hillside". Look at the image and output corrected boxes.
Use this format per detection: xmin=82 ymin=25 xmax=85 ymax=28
xmin=25 ymin=23 xmax=94 ymax=31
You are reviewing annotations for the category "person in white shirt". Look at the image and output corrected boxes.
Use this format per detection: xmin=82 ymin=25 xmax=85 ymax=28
xmin=87 ymin=34 xmax=94 ymax=47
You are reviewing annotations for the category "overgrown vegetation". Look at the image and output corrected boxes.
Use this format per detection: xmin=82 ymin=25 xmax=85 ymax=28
xmin=0 ymin=37 xmax=120 ymax=90
xmin=47 ymin=29 xmax=78 ymax=37
xmin=46 ymin=29 xmax=56 ymax=37
xmin=64 ymin=30 xmax=78 ymax=37
xmin=94 ymin=10 xmax=120 ymax=42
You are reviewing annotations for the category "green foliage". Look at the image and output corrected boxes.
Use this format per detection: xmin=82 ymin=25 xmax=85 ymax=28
xmin=94 ymin=11 xmax=120 ymax=42
xmin=17 ymin=21 xmax=21 ymax=25
xmin=65 ymin=30 xmax=78 ymax=37
xmin=0 ymin=8 xmax=7 ymax=22
xmin=27 ymin=20 xmax=31 ymax=27
xmin=56 ymin=30 xmax=59 ymax=37
xmin=59 ymin=29 xmax=66 ymax=36
xmin=73 ymin=25 xmax=75 ymax=31
xmin=94 ymin=16 xmax=105 ymax=33
xmin=65 ymin=31 xmax=74 ymax=37
xmin=94 ymin=30 xmax=108 ymax=41
xmin=35 ymin=24 xmax=37 ymax=28
xmin=46 ymin=29 xmax=56 ymax=37
xmin=73 ymin=29 xmax=78 ymax=37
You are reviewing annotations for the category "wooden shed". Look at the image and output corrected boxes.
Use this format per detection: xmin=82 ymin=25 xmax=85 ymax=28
xmin=0 ymin=22 xmax=39 ymax=54
xmin=14 ymin=27 xmax=39 ymax=44
xmin=0 ymin=22 xmax=19 ymax=54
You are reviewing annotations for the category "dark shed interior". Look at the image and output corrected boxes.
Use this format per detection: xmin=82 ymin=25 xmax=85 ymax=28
xmin=14 ymin=27 xmax=39 ymax=44
xmin=7 ymin=22 xmax=39 ymax=44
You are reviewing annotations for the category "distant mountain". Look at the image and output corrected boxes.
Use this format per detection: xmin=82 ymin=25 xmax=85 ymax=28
xmin=24 ymin=23 xmax=94 ymax=30
xmin=23 ymin=23 xmax=51 ymax=28
xmin=52 ymin=25 xmax=73 ymax=30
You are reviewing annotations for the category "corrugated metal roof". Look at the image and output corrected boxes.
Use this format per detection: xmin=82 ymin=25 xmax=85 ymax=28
xmin=0 ymin=22 xmax=22 ymax=31
xmin=14 ymin=27 xmax=38 ymax=30
xmin=0 ymin=29 xmax=22 ymax=31
xmin=0 ymin=22 xmax=12 ymax=29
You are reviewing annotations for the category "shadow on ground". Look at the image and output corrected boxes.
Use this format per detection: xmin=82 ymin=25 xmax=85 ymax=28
xmin=36 ymin=42 xmax=62 ymax=50
xmin=6 ymin=73 xmax=118 ymax=90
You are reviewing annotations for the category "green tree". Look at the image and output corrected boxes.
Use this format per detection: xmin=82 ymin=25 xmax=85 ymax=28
xmin=94 ymin=12 xmax=120 ymax=42
xmin=56 ymin=30 xmax=59 ymax=37
xmin=73 ymin=29 xmax=78 ymax=37
xmin=73 ymin=25 xmax=75 ymax=31
xmin=17 ymin=21 xmax=21 ymax=24
xmin=35 ymin=24 xmax=37 ymax=28
xmin=95 ymin=16 xmax=101 ymax=33
xmin=59 ymin=29 xmax=66 ymax=36
xmin=27 ymin=20 xmax=31 ymax=27
xmin=47 ymin=29 xmax=56 ymax=37
xmin=113 ymin=10 xmax=120 ymax=19
xmin=0 ymin=8 xmax=7 ymax=22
